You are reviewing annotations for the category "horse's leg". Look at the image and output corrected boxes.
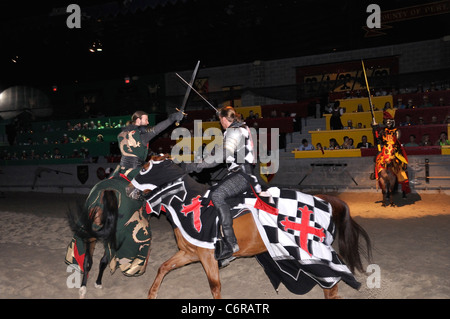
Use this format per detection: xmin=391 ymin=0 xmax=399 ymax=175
xmin=148 ymin=249 xmax=199 ymax=299
xmin=148 ymin=229 xmax=199 ymax=299
xmin=95 ymin=251 xmax=108 ymax=289
xmin=197 ymin=248 xmax=221 ymax=299
xmin=323 ymin=284 xmax=341 ymax=299
xmin=79 ymin=239 xmax=95 ymax=299
xmin=379 ymin=170 xmax=389 ymax=207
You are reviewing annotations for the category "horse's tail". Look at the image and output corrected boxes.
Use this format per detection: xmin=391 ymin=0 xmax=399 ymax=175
xmin=325 ymin=196 xmax=372 ymax=273
xmin=68 ymin=190 xmax=118 ymax=248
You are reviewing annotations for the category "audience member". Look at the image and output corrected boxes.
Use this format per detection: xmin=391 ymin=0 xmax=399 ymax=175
xmin=404 ymin=134 xmax=419 ymax=147
xmin=342 ymin=137 xmax=355 ymax=149
xmin=396 ymin=98 xmax=405 ymax=109
xmin=400 ymin=114 xmax=414 ymax=126
xmin=356 ymin=135 xmax=373 ymax=148
xmin=419 ymin=134 xmax=432 ymax=146
xmin=419 ymin=95 xmax=433 ymax=108
xmin=299 ymin=138 xmax=314 ymax=151
xmin=435 ymin=132 xmax=450 ymax=146
xmin=330 ymin=101 xmax=344 ymax=130
xmin=328 ymin=138 xmax=340 ymax=149
xmin=405 ymin=99 xmax=415 ymax=109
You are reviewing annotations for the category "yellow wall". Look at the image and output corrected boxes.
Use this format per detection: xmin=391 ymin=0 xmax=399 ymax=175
xmin=292 ymin=149 xmax=362 ymax=158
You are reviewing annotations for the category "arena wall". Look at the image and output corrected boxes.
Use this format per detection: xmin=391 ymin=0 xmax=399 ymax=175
xmin=1 ymin=154 xmax=449 ymax=195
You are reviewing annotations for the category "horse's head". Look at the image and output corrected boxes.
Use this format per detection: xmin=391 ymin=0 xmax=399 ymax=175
xmin=129 ymin=154 xmax=185 ymax=193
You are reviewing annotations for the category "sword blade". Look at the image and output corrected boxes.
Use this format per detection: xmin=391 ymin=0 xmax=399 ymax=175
xmin=177 ymin=60 xmax=200 ymax=126
xmin=176 ymin=72 xmax=218 ymax=113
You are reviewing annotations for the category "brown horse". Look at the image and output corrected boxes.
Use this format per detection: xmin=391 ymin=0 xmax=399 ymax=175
xmin=377 ymin=163 xmax=398 ymax=207
xmin=128 ymin=156 xmax=372 ymax=299
xmin=375 ymin=141 xmax=407 ymax=206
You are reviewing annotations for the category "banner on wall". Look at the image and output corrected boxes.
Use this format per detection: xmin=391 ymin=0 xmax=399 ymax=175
xmin=296 ymin=56 xmax=399 ymax=97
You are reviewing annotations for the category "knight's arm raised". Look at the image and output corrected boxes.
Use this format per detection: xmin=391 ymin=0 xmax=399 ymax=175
xmin=141 ymin=111 xmax=185 ymax=145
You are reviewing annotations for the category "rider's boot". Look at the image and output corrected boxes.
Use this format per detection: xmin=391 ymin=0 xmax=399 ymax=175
xmin=215 ymin=205 xmax=239 ymax=261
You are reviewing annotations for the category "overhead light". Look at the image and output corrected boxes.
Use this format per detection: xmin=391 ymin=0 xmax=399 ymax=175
xmin=89 ymin=41 xmax=103 ymax=53
xmin=11 ymin=55 xmax=19 ymax=63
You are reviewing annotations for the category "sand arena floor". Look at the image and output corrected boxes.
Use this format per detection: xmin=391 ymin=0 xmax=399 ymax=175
xmin=0 ymin=190 xmax=449 ymax=299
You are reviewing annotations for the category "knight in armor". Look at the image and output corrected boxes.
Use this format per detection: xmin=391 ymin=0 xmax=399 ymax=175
xmin=185 ymin=106 xmax=261 ymax=260
xmin=115 ymin=110 xmax=184 ymax=180
xmin=373 ymin=118 xmax=411 ymax=196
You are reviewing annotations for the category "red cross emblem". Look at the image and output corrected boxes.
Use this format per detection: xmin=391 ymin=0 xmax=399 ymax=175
xmin=280 ymin=205 xmax=326 ymax=257
xmin=181 ymin=195 xmax=204 ymax=233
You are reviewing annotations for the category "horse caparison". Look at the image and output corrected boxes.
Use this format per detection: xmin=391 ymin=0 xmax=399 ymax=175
xmin=136 ymin=155 xmax=372 ymax=299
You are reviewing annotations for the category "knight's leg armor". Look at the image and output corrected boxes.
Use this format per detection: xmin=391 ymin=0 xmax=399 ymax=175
xmin=210 ymin=173 xmax=249 ymax=260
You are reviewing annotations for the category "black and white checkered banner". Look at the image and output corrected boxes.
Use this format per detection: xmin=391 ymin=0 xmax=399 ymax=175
xmin=246 ymin=187 xmax=361 ymax=293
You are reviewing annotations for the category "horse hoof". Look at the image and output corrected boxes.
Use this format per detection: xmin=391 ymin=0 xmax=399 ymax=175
xmin=79 ymin=286 xmax=87 ymax=299
xmin=95 ymin=283 xmax=103 ymax=289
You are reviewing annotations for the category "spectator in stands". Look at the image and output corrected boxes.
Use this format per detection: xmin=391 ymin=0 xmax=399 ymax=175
xmin=356 ymin=104 xmax=364 ymax=112
xmin=400 ymin=114 xmax=414 ymax=126
xmin=438 ymin=97 xmax=445 ymax=106
xmin=419 ymin=134 xmax=432 ymax=146
xmin=43 ymin=137 xmax=49 ymax=145
xmin=430 ymin=116 xmax=438 ymax=125
xmin=315 ymin=142 xmax=323 ymax=151
xmin=66 ymin=122 xmax=73 ymax=131
xmin=97 ymin=121 xmax=104 ymax=129
xmin=419 ymin=95 xmax=433 ymax=108
xmin=330 ymin=101 xmax=344 ymax=130
xmin=97 ymin=134 xmax=104 ymax=142
xmin=246 ymin=110 xmax=256 ymax=120
xmin=70 ymin=149 xmax=82 ymax=158
xmin=346 ymin=119 xmax=353 ymax=129
xmin=61 ymin=133 xmax=71 ymax=144
xmin=342 ymin=137 xmax=355 ymax=149
xmin=89 ymin=121 xmax=97 ymax=130
xmin=53 ymin=147 xmax=63 ymax=159
xmin=418 ymin=117 xmax=425 ymax=125
xmin=299 ymin=138 xmax=314 ymax=151
xmin=404 ymin=134 xmax=419 ymax=147
xmin=357 ymin=135 xmax=373 ymax=148
xmin=396 ymin=98 xmax=405 ymax=109
xmin=328 ymin=138 xmax=340 ymax=149
xmin=435 ymin=131 xmax=450 ymax=146
xmin=405 ymin=99 xmax=415 ymax=109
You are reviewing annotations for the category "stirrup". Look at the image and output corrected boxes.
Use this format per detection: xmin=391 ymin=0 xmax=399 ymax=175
xmin=214 ymin=239 xmax=239 ymax=261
